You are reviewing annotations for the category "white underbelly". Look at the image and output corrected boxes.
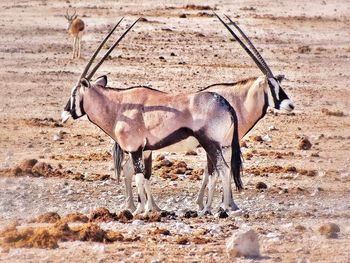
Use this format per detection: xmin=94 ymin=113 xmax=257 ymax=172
xmin=159 ymin=137 xmax=199 ymax=152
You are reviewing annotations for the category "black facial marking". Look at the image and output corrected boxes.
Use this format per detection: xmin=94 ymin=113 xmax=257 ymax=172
xmin=64 ymin=99 xmax=71 ymax=112
xmin=268 ymin=79 xmax=280 ymax=109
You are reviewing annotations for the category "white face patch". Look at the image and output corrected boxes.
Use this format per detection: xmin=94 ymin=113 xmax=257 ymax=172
xmin=61 ymin=111 xmax=71 ymax=123
xmin=280 ymin=99 xmax=295 ymax=112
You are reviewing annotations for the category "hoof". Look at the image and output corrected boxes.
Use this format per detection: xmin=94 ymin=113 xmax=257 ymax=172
xmin=198 ymin=209 xmax=212 ymax=217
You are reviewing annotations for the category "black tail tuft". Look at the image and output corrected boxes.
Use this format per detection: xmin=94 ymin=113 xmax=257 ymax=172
xmin=112 ymin=142 xmax=124 ymax=183
xmin=225 ymin=99 xmax=243 ymax=191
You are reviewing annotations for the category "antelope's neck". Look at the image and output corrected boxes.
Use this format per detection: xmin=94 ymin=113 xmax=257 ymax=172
xmin=240 ymin=76 xmax=268 ymax=138
xmin=83 ymin=87 xmax=118 ymax=139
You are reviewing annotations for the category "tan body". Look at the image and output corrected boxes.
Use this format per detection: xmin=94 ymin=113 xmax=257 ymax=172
xmin=83 ymin=85 xmax=234 ymax=153
xmin=119 ymin=75 xmax=294 ymax=212
xmin=67 ymin=75 xmax=242 ymax=215
xmin=66 ymin=16 xmax=84 ymax=59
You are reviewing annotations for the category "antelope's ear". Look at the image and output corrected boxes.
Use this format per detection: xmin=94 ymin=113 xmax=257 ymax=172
xmin=95 ymin=75 xmax=108 ymax=87
xmin=80 ymin=78 xmax=91 ymax=88
xmin=276 ymin=74 xmax=285 ymax=83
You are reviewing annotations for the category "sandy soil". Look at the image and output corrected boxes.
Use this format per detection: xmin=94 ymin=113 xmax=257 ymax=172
xmin=0 ymin=0 xmax=350 ymax=262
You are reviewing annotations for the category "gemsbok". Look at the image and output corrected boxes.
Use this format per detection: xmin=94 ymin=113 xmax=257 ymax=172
xmin=61 ymin=18 xmax=243 ymax=216
xmin=65 ymin=9 xmax=85 ymax=59
xmin=112 ymin=13 xmax=295 ymax=213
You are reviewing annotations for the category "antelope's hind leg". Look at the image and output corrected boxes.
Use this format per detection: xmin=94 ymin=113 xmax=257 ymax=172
xmin=221 ymin=148 xmax=240 ymax=212
xmin=196 ymin=155 xmax=214 ymax=211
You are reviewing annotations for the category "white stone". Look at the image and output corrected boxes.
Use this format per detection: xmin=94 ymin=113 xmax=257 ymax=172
xmin=226 ymin=229 xmax=260 ymax=258
xmin=53 ymin=134 xmax=62 ymax=141
xmin=132 ymin=220 xmax=145 ymax=226
xmin=262 ymin=134 xmax=272 ymax=142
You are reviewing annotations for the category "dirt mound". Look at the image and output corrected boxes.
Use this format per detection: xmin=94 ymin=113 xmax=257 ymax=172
xmin=246 ymin=165 xmax=317 ymax=177
xmin=183 ymin=5 xmax=213 ymax=10
xmin=134 ymin=212 xmax=162 ymax=222
xmin=0 ymin=160 xmax=109 ymax=181
xmin=22 ymin=118 xmax=63 ymax=128
xmin=153 ymin=156 xmax=204 ymax=180
xmin=61 ymin=213 xmax=89 ymax=223
xmin=117 ymin=210 xmax=133 ymax=223
xmin=0 ymin=220 xmax=126 ymax=249
xmin=321 ymin=108 xmax=345 ymax=117
xmin=50 ymin=151 xmax=111 ymax=162
xmin=89 ymin=207 xmax=118 ymax=222
xmin=30 ymin=212 xmax=61 ymax=223
xmin=244 ymin=150 xmax=297 ymax=160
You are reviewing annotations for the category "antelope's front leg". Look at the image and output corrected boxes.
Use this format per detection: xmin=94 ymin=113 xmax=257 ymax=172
xmin=123 ymin=157 xmax=136 ymax=212
xmin=72 ymin=37 xmax=77 ymax=59
xmin=131 ymin=152 xmax=146 ymax=215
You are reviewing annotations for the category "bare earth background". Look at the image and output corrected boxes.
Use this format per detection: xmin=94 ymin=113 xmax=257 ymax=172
xmin=0 ymin=0 xmax=349 ymax=262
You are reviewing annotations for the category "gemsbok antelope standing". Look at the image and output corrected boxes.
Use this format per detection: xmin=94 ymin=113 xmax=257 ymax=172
xmin=65 ymin=9 xmax=85 ymax=59
xmin=61 ymin=18 xmax=243 ymax=216
xmin=112 ymin=13 xmax=295 ymax=213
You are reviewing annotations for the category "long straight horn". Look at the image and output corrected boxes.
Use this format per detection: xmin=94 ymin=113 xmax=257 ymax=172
xmin=86 ymin=18 xmax=141 ymax=80
xmin=77 ymin=17 xmax=124 ymax=86
xmin=213 ymin=12 xmax=268 ymax=76
xmin=224 ymin=15 xmax=274 ymax=77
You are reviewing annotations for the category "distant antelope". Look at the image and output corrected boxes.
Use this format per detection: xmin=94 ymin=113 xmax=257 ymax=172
xmin=61 ymin=18 xmax=243 ymax=216
xmin=112 ymin=13 xmax=295 ymax=213
xmin=65 ymin=9 xmax=85 ymax=59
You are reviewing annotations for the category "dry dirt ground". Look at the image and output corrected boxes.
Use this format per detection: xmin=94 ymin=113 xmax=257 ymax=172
xmin=0 ymin=0 xmax=350 ymax=262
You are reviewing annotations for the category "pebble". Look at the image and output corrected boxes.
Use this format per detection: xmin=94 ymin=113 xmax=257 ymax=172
xmin=226 ymin=229 xmax=260 ymax=257
xmin=131 ymin=252 xmax=143 ymax=258
xmin=266 ymin=232 xmax=284 ymax=241
xmin=53 ymin=134 xmax=62 ymax=141
xmin=210 ymin=224 xmax=222 ymax=235
xmin=298 ymin=137 xmax=312 ymax=150
xmin=256 ymin=182 xmax=268 ymax=190
xmin=262 ymin=134 xmax=272 ymax=142
xmin=318 ymin=222 xmax=340 ymax=238
xmin=268 ymin=125 xmax=277 ymax=131
xmin=132 ymin=220 xmax=145 ymax=226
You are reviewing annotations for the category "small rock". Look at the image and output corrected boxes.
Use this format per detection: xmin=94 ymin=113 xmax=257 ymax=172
xmin=132 ymin=219 xmax=145 ymax=225
xmin=318 ymin=222 xmax=340 ymax=238
xmin=262 ymin=134 xmax=272 ymax=142
xmin=185 ymin=150 xmax=197 ymax=156
xmin=131 ymin=252 xmax=143 ymax=258
xmin=297 ymin=137 xmax=312 ymax=150
xmin=183 ymin=210 xmax=198 ymax=218
xmin=226 ymin=229 xmax=260 ymax=257
xmin=249 ymin=135 xmax=263 ymax=142
xmin=53 ymin=134 xmax=62 ymax=141
xmin=18 ymin=159 xmax=38 ymax=172
xmin=240 ymin=141 xmax=248 ymax=148
xmin=268 ymin=125 xmax=277 ymax=131
xmin=179 ymin=14 xmax=187 ymax=18
xmin=216 ymin=210 xmax=229 ymax=218
xmin=256 ymin=182 xmax=268 ymax=190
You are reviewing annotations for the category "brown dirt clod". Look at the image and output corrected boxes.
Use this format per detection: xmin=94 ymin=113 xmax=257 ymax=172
xmin=89 ymin=207 xmax=117 ymax=222
xmin=298 ymin=137 xmax=312 ymax=150
xmin=31 ymin=212 xmax=61 ymax=223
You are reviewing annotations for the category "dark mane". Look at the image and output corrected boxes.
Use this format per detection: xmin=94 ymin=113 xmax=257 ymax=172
xmin=105 ymin=85 xmax=167 ymax=93
xmin=198 ymin=76 xmax=258 ymax=92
